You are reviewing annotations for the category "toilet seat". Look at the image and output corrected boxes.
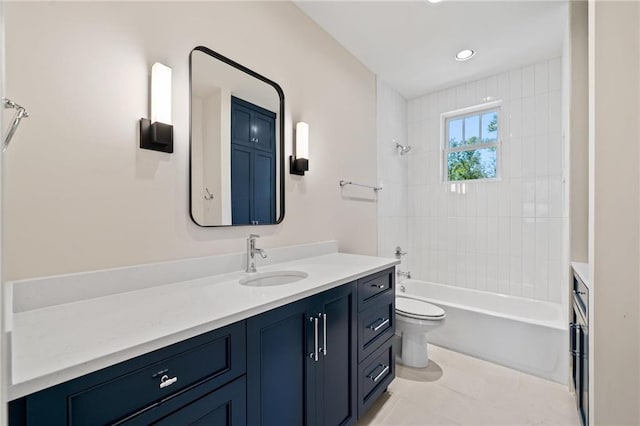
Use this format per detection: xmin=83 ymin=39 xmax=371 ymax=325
xmin=396 ymin=297 xmax=446 ymax=320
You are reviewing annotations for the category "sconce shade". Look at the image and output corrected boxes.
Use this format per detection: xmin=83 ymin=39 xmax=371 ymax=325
xmin=140 ymin=62 xmax=173 ymax=153
xmin=151 ymin=63 xmax=172 ymax=125
xmin=296 ymin=122 xmax=309 ymax=158
xmin=290 ymin=121 xmax=309 ymax=175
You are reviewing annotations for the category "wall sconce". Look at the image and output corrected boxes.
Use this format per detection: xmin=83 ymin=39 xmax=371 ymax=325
xmin=290 ymin=122 xmax=309 ymax=175
xmin=140 ymin=62 xmax=173 ymax=153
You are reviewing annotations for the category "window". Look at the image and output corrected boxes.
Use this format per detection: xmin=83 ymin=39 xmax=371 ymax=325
xmin=443 ymin=103 xmax=500 ymax=181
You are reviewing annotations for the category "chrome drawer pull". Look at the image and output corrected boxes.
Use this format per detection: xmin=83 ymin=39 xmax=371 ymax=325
xmin=159 ymin=374 xmax=178 ymax=389
xmin=569 ymin=322 xmax=582 ymax=331
xmin=369 ymin=318 xmax=390 ymax=332
xmin=322 ymin=313 xmax=327 ymax=356
xmin=573 ymin=290 xmax=586 ymax=296
xmin=309 ymin=316 xmax=319 ymax=362
xmin=371 ymin=283 xmax=385 ymax=289
xmin=368 ymin=364 xmax=389 ymax=383
xmin=570 ymin=349 xmax=580 ymax=357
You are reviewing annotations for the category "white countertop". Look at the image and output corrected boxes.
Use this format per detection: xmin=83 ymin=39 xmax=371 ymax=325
xmin=571 ymin=262 xmax=590 ymax=289
xmin=9 ymin=252 xmax=399 ymax=400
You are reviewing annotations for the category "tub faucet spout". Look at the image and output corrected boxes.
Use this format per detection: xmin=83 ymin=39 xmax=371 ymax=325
xmin=397 ymin=270 xmax=411 ymax=279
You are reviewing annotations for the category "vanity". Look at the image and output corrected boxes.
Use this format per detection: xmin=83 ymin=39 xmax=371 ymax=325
xmin=7 ymin=243 xmax=398 ymax=425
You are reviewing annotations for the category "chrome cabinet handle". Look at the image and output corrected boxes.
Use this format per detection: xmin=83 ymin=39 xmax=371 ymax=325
xmin=371 ymin=283 xmax=385 ymax=289
xmin=573 ymin=290 xmax=586 ymax=295
xmin=159 ymin=374 xmax=178 ymax=389
xmin=368 ymin=365 xmax=389 ymax=382
xmin=369 ymin=318 xmax=390 ymax=332
xmin=322 ymin=313 xmax=327 ymax=356
xmin=570 ymin=349 xmax=580 ymax=357
xmin=309 ymin=316 xmax=319 ymax=362
xmin=569 ymin=322 xmax=582 ymax=331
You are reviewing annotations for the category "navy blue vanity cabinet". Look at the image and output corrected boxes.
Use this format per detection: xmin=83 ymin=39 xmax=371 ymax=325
xmin=247 ymin=282 xmax=357 ymax=426
xmin=10 ymin=321 xmax=246 ymax=426
xmin=356 ymin=267 xmax=396 ymax=418
xmin=9 ymin=269 xmax=396 ymax=426
xmin=231 ymin=96 xmax=276 ymax=225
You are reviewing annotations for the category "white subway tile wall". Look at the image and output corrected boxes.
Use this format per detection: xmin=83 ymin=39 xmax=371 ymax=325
xmin=402 ymin=58 xmax=567 ymax=303
xmin=377 ymin=79 xmax=409 ymax=261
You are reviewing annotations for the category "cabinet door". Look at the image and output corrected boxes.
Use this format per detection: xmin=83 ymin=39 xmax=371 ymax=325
xmin=253 ymin=150 xmax=275 ymax=224
xmin=247 ymin=298 xmax=316 ymax=426
xmin=252 ymin=110 xmax=276 ymax=153
xmin=231 ymin=99 xmax=254 ymax=148
xmin=313 ymin=283 xmax=357 ymax=426
xmin=230 ymin=96 xmax=276 ymax=225
xmin=231 ymin=144 xmax=252 ymax=225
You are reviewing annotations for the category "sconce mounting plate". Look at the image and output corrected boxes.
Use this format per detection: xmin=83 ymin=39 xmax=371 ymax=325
xmin=140 ymin=118 xmax=173 ymax=153
xmin=290 ymin=156 xmax=308 ymax=176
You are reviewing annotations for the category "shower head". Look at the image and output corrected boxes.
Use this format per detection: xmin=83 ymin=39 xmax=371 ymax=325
xmin=395 ymin=141 xmax=412 ymax=155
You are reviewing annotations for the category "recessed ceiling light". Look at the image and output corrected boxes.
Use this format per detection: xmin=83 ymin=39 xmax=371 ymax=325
xmin=455 ymin=49 xmax=475 ymax=61
xmin=427 ymin=0 xmax=443 ymax=3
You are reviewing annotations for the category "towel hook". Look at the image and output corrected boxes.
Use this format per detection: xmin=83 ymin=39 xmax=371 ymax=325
xmin=204 ymin=188 xmax=214 ymax=200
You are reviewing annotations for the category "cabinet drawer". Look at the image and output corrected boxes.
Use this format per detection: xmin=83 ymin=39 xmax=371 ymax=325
xmin=123 ymin=375 xmax=247 ymax=426
xmin=358 ymin=340 xmax=395 ymax=418
xmin=358 ymin=300 xmax=394 ymax=362
xmin=573 ymin=273 xmax=588 ymax=317
xmin=25 ymin=321 xmax=246 ymax=426
xmin=358 ymin=268 xmax=394 ymax=311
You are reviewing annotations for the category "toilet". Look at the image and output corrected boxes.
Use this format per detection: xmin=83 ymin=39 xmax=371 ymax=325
xmin=395 ymin=296 xmax=446 ymax=368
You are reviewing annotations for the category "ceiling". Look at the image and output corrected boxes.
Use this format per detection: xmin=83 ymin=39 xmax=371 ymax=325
xmin=295 ymin=1 xmax=567 ymax=99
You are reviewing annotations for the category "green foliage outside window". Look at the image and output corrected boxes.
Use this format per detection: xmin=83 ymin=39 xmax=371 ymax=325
xmin=446 ymin=111 xmax=498 ymax=181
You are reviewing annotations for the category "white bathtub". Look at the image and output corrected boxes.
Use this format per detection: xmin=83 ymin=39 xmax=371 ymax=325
xmin=398 ymin=279 xmax=568 ymax=383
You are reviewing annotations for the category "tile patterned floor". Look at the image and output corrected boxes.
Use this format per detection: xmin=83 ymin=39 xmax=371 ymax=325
xmin=358 ymin=345 xmax=581 ymax=426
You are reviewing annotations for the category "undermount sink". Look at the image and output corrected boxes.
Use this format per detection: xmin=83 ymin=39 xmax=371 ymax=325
xmin=239 ymin=270 xmax=309 ymax=287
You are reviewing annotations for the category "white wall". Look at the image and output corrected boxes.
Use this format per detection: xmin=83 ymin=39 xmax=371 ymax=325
xmin=569 ymin=1 xmax=589 ymax=264
xmin=0 ymin=0 xmax=7 ymax=421
xmin=202 ymin=91 xmax=224 ymax=225
xmin=406 ymin=58 xmax=567 ymax=303
xmin=589 ymin=1 xmax=640 ymax=424
xmin=3 ymin=1 xmax=378 ymax=280
xmin=191 ymin=96 xmax=206 ymax=223
xmin=376 ymin=78 xmax=408 ymax=262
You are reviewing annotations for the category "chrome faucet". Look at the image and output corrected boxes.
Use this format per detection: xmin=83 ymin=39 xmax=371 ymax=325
xmin=246 ymin=234 xmax=267 ymax=273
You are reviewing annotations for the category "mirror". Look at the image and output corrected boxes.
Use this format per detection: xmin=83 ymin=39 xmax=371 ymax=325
xmin=189 ymin=46 xmax=285 ymax=227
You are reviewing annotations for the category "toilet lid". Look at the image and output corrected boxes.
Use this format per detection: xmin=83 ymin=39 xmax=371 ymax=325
xmin=396 ymin=297 xmax=445 ymax=320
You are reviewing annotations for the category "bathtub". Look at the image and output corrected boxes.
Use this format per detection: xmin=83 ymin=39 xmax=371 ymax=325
xmin=398 ymin=279 xmax=568 ymax=383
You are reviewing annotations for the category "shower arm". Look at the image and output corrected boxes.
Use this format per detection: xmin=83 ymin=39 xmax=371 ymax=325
xmin=3 ymin=97 xmax=29 ymax=152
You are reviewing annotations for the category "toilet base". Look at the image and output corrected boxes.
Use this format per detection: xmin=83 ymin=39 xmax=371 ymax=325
xmin=397 ymin=331 xmax=430 ymax=368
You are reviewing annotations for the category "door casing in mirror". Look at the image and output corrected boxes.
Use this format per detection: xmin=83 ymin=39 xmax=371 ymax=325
xmin=189 ymin=46 xmax=285 ymax=227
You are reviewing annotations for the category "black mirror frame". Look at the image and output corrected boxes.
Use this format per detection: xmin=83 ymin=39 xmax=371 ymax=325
xmin=188 ymin=46 xmax=286 ymax=227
